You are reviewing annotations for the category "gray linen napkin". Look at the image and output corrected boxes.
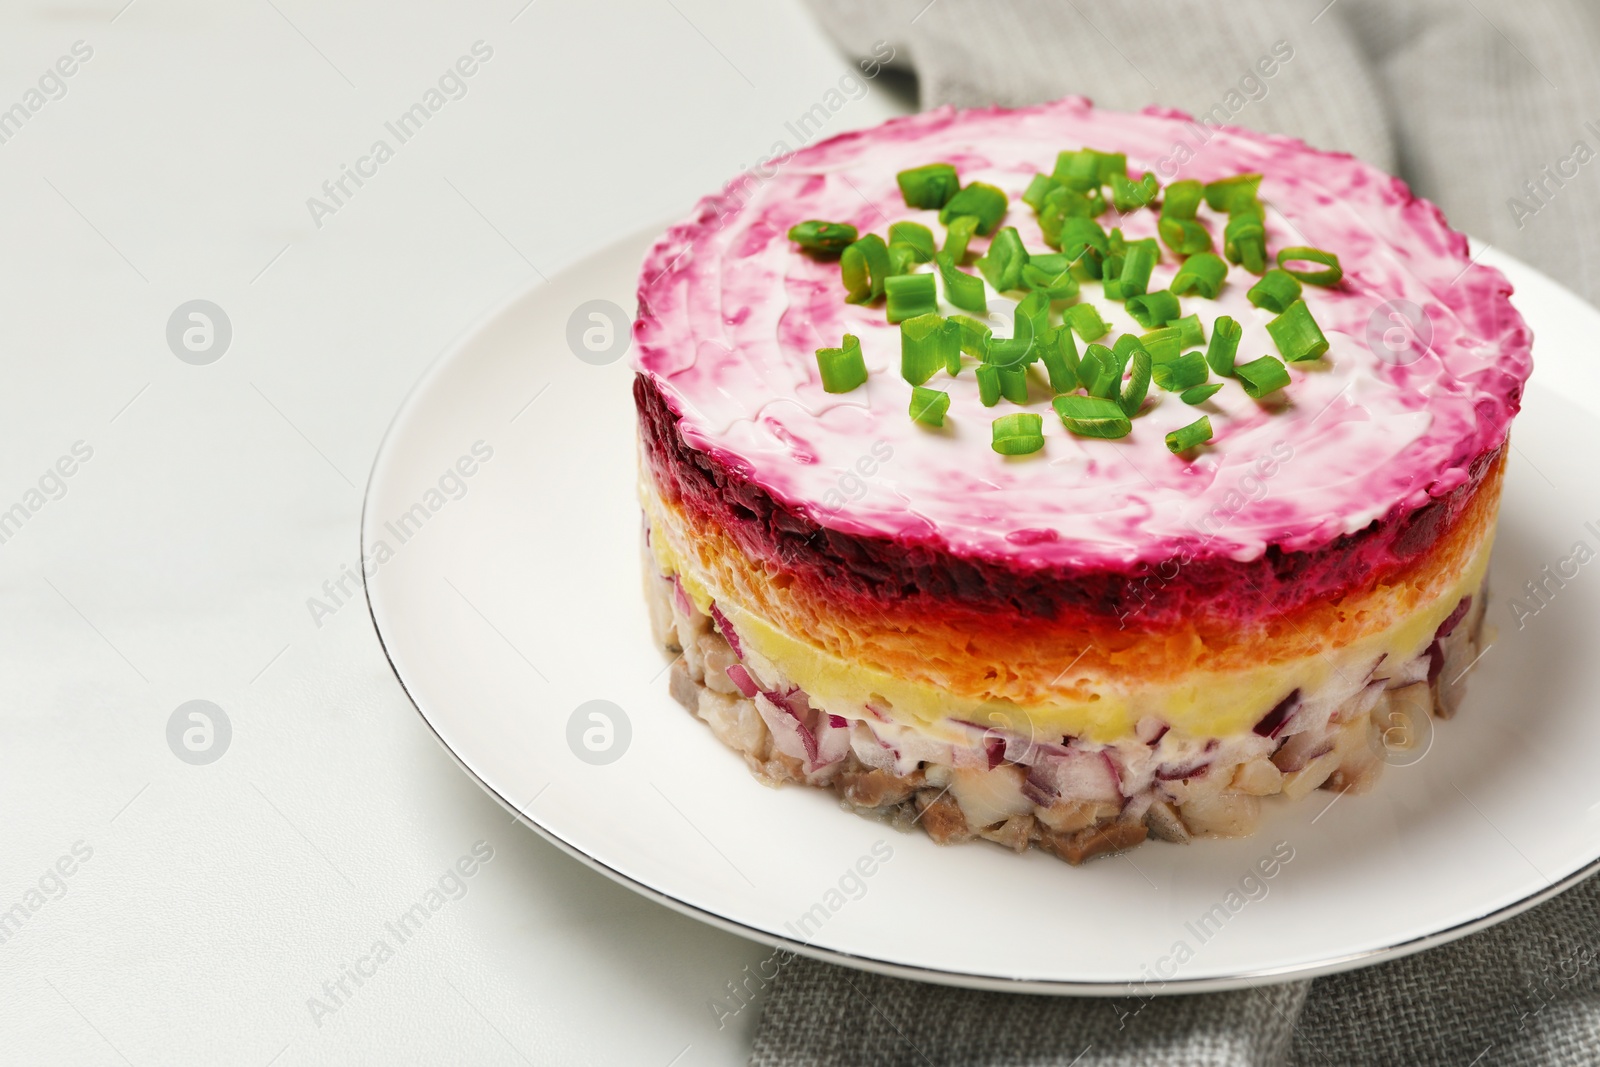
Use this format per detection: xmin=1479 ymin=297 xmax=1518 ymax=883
xmin=750 ymin=2 xmax=1600 ymax=1063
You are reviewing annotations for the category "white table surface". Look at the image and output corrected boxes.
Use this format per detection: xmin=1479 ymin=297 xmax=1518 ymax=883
xmin=0 ymin=2 xmax=906 ymax=1062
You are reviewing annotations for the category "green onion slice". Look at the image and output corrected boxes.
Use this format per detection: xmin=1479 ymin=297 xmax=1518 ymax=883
xmin=975 ymin=364 xmax=1001 ymax=407
xmin=1180 ymin=382 xmax=1223 ymax=405
xmin=1170 ymin=252 xmax=1228 ymax=298
xmin=1276 ymin=246 xmax=1343 ymax=286
xmin=1161 ymin=179 xmax=1204 ymax=220
xmin=939 ymin=182 xmax=1008 ymax=235
xmin=1139 ymin=327 xmax=1183 ymax=363
xmin=887 ymin=221 xmax=936 ymax=262
xmin=1173 ymin=313 xmax=1205 ymax=347
xmin=900 ymin=313 xmax=959 ymax=385
xmin=886 ymin=243 xmax=919 ymax=276
xmin=1020 ymin=263 xmax=1080 ymax=299
xmin=1126 ymin=289 xmax=1181 ymax=329
xmin=1022 ymin=174 xmax=1062 ymax=211
xmin=896 ymin=164 xmax=959 ymax=209
xmin=788 ymin=220 xmax=858 ymax=253
xmin=1247 ymin=269 xmax=1303 ymax=314
xmin=951 ymin=314 xmax=991 ymax=360
xmin=1158 ymin=216 xmax=1213 ymax=255
xmin=1206 ymin=314 xmax=1242 ymax=377
xmin=997 ymin=365 xmax=1030 ymax=404
xmin=1119 ymin=243 xmax=1156 ymax=298
xmin=1053 ymin=394 xmax=1132 ymax=439
xmin=884 ymin=272 xmax=937 ymax=324
xmin=991 ymin=412 xmax=1045 ymax=455
xmin=1052 ymin=150 xmax=1101 ymax=192
xmin=1266 ymin=299 xmax=1329 ymax=362
xmin=909 ymin=385 xmax=951 ymax=426
xmin=1151 ymin=351 xmax=1209 ymax=392
xmin=1235 ymin=354 xmax=1291 ymax=398
xmin=985 ymin=304 xmax=1036 ymax=368
xmin=1223 ymin=213 xmax=1267 ymax=274
xmin=815 ymin=334 xmax=867 ymax=393
xmin=841 ymin=234 xmax=890 ymax=304
xmin=1058 ymin=217 xmax=1110 ymax=277
xmin=1110 ymin=171 xmax=1160 ymax=213
xmin=1038 ymin=326 xmax=1080 ymax=393
xmin=977 ymin=227 xmax=1029 ymax=292
xmin=934 ymin=251 xmax=987 ymax=313
xmin=1203 ymin=174 xmax=1262 ymax=214
xmin=1066 ymin=302 xmax=1110 ymax=342
xmin=1080 ymin=343 xmax=1118 ymax=399
xmin=1121 ymin=348 xmax=1152 ymax=416
xmin=1165 ymin=415 xmax=1213 ymax=454
xmin=942 ymin=214 xmax=979 ymax=261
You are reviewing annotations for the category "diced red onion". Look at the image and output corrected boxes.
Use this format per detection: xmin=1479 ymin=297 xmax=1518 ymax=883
xmin=1253 ymin=690 xmax=1301 ymax=738
xmin=709 ymin=603 xmax=744 ymax=658
xmin=725 ymin=664 xmax=759 ymax=698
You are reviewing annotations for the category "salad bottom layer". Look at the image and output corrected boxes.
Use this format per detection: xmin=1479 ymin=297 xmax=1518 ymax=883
xmin=644 ymin=538 xmax=1489 ymax=864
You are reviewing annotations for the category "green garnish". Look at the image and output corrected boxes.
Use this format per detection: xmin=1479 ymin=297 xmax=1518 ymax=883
xmin=1057 ymin=217 xmax=1110 ymax=277
xmin=1139 ymin=327 xmax=1183 ymax=363
xmin=1020 ymin=263 xmax=1080 ymax=299
xmin=1266 ymin=299 xmax=1329 ymax=361
xmin=788 ymin=220 xmax=858 ymax=252
xmin=997 ymin=365 xmax=1029 ymax=403
xmin=1247 ymin=269 xmax=1303 ymax=314
xmin=1170 ymin=252 xmax=1228 ymax=298
xmin=1165 ymin=415 xmax=1213 ymax=454
xmin=1110 ymin=171 xmax=1159 ymax=212
xmin=975 ymin=364 xmax=1001 ymax=406
xmin=884 ymin=273 xmax=937 ymax=324
xmin=886 ymin=243 xmax=920 ymax=276
xmin=841 ymin=234 xmax=890 ymax=304
xmin=1052 ymin=150 xmax=1102 ymax=192
xmin=815 ymin=334 xmax=867 ymax=393
xmin=1080 ymin=343 xmax=1118 ymax=399
xmin=1173 ymin=313 xmax=1205 ymax=348
xmin=1277 ymin=246 xmax=1343 ymax=287
xmin=1205 ymin=315 xmax=1242 ymax=376
xmin=887 ymin=221 xmax=936 ymax=262
xmin=1053 ymin=394 xmax=1131 ymax=439
xmin=1180 ymin=382 xmax=1223 ymax=405
xmin=934 ymin=251 xmax=987 ymax=313
xmin=1038 ymin=327 xmax=1080 ymax=393
xmin=1127 ymin=290 xmax=1181 ymax=329
xmin=900 ymin=313 xmax=959 ymax=385
xmin=1121 ymin=348 xmax=1152 ymax=416
xmin=1203 ymin=174 xmax=1262 ymax=214
xmin=909 ymin=386 xmax=950 ymax=426
xmin=939 ymin=182 xmax=1008 ymax=235
xmin=1066 ymin=302 xmax=1110 ymax=342
xmin=991 ymin=412 xmax=1045 ymax=455
xmin=1158 ymin=216 xmax=1212 ymax=255
xmin=1161 ymin=180 xmax=1204 ymax=220
xmin=1119 ymin=242 xmax=1156 ymax=298
xmin=896 ymin=164 xmax=960 ymax=209
xmin=1022 ymin=174 xmax=1062 ymax=211
xmin=943 ymin=215 xmax=979 ymax=260
xmin=1223 ymin=213 xmax=1267 ymax=274
xmin=977 ymin=227 xmax=1029 ymax=291
xmin=951 ymin=314 xmax=991 ymax=359
xmin=1235 ymin=354 xmax=1291 ymax=398
xmin=985 ymin=310 xmax=1035 ymax=368
xmin=1151 ymin=351 xmax=1208 ymax=392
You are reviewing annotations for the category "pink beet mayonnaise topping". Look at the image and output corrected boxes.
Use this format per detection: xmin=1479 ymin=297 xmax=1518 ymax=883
xmin=633 ymin=99 xmax=1531 ymax=571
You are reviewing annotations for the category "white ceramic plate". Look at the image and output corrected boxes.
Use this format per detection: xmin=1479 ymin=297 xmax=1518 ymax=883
xmin=364 ymin=227 xmax=1600 ymax=994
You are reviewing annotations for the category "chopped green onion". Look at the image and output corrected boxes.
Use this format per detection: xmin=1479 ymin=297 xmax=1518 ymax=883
xmin=991 ymin=412 xmax=1045 ymax=455
xmin=935 ymin=251 xmax=987 ymax=313
xmin=939 ymin=182 xmax=1008 ymax=235
xmin=1119 ymin=243 xmax=1156 ymax=298
xmin=985 ymin=309 xmax=1035 ymax=368
xmin=1223 ymin=213 xmax=1267 ymax=273
xmin=1066 ymin=302 xmax=1110 ymax=341
xmin=909 ymin=385 xmax=950 ymax=426
xmin=1180 ymin=382 xmax=1223 ymax=405
xmin=1081 ymin=343 xmax=1119 ymax=399
xmin=1165 ymin=416 xmax=1213 ymax=454
xmin=1161 ymin=180 xmax=1204 ymax=220
xmin=900 ymin=313 xmax=959 ymax=385
xmin=1021 ymin=263 xmax=1080 ymax=299
xmin=1170 ymin=252 xmax=1228 ymax=298
xmin=1016 ymin=291 xmax=1050 ymax=338
xmin=1173 ymin=313 xmax=1205 ymax=347
xmin=887 ymin=221 xmax=936 ymax=262
xmin=1110 ymin=171 xmax=1159 ymax=213
xmin=1206 ymin=315 xmax=1242 ymax=376
xmin=1266 ymin=299 xmax=1329 ymax=362
xmin=788 ymin=220 xmax=858 ymax=252
xmin=884 ymin=272 xmax=937 ymax=324
xmin=896 ymin=164 xmax=959 ymax=209
xmin=1095 ymin=151 xmax=1128 ymax=184
xmin=951 ymin=314 xmax=991 ymax=359
xmin=1121 ymin=348 xmax=1152 ymax=416
xmin=1139 ymin=327 xmax=1183 ymax=363
xmin=1053 ymin=394 xmax=1132 ymax=439
xmin=1276 ymin=246 xmax=1343 ymax=286
xmin=1151 ymin=351 xmax=1208 ymax=392
xmin=976 ymin=364 xmax=1001 ymax=406
xmin=1038 ymin=327 xmax=1080 ymax=393
xmin=1052 ymin=150 xmax=1102 ymax=192
xmin=886 ymin=243 xmax=919 ymax=276
xmin=841 ymin=234 xmax=890 ymax=303
xmin=977 ymin=227 xmax=1029 ymax=291
xmin=1158 ymin=216 xmax=1213 ymax=255
xmin=943 ymin=215 xmax=979 ymax=261
xmin=1022 ymin=174 xmax=1062 ymax=211
xmin=1127 ymin=289 xmax=1181 ymax=329
xmin=997 ymin=365 xmax=1030 ymax=403
xmin=1203 ymin=174 xmax=1262 ymax=214
xmin=1058 ymin=217 xmax=1110 ymax=277
xmin=1235 ymin=355 xmax=1291 ymax=398
xmin=1102 ymin=272 xmax=1124 ymax=301
xmin=1247 ymin=269 xmax=1303 ymax=314
xmin=815 ymin=334 xmax=867 ymax=393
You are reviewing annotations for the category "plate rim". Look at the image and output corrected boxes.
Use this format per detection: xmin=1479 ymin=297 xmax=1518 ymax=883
xmin=361 ymin=224 xmax=1600 ymax=997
